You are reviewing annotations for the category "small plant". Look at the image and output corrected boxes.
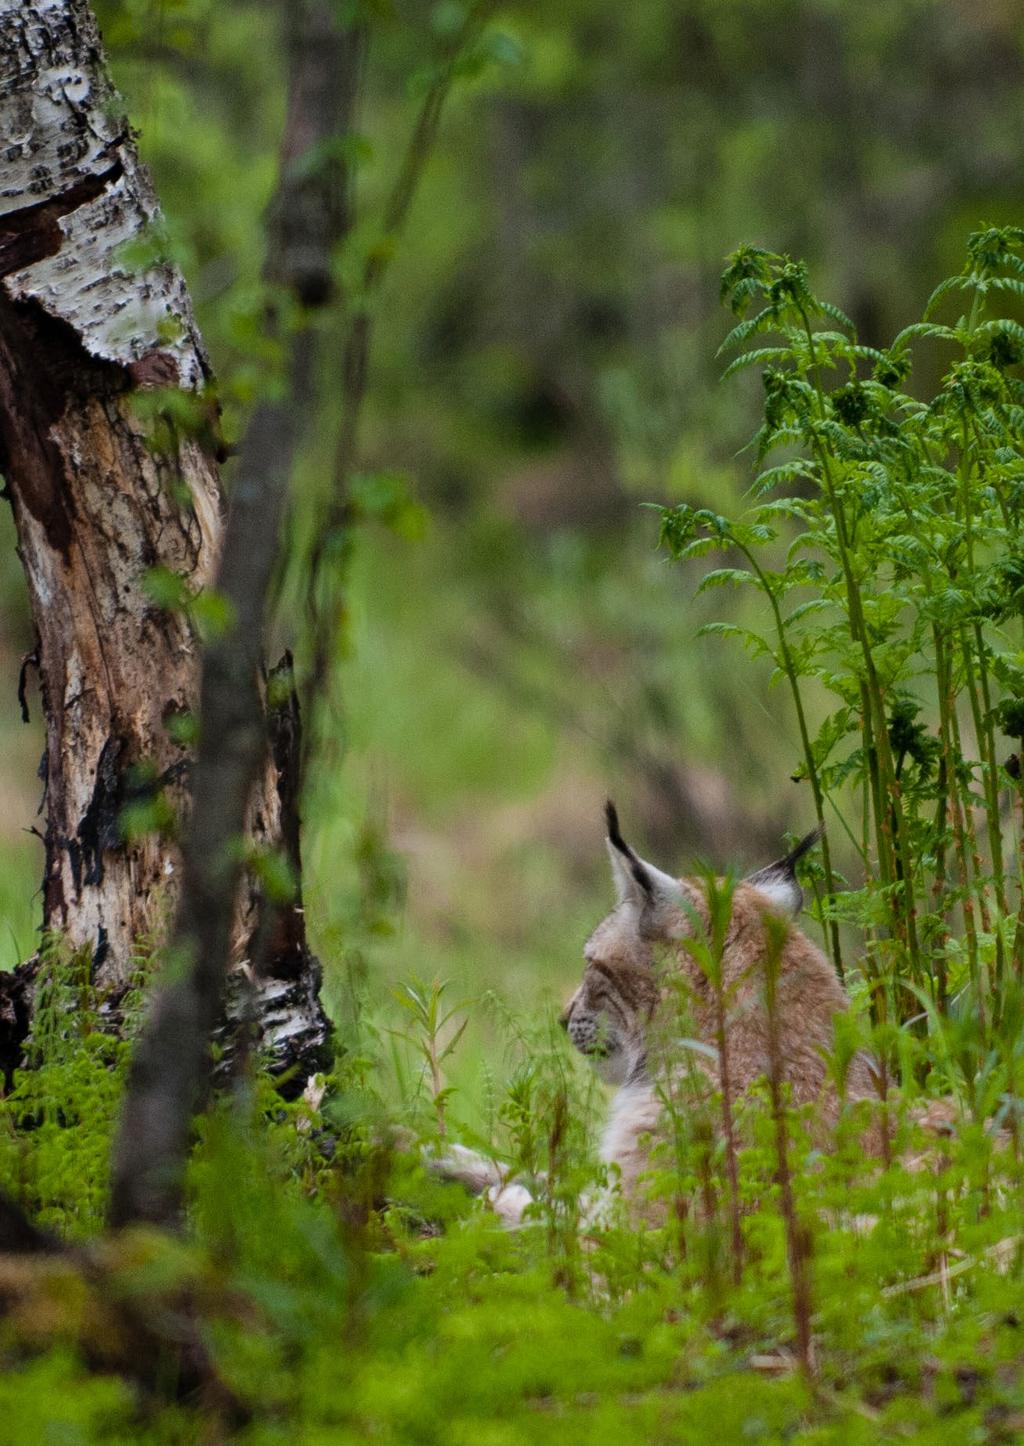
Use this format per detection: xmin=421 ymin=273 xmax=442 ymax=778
xmin=0 ymin=935 xmax=129 ymax=1235
xmin=388 ymin=977 xmax=469 ymax=1140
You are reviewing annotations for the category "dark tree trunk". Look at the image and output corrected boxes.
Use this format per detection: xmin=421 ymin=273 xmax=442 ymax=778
xmin=0 ymin=0 xmax=330 ymax=1083
xmin=109 ymin=0 xmax=364 ymax=1228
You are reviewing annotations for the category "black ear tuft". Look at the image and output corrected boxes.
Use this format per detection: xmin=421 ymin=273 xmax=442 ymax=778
xmin=605 ymin=799 xmax=653 ymax=898
xmin=605 ymin=799 xmax=627 ymax=857
xmin=782 ymin=823 xmax=824 ymax=872
xmin=745 ymin=823 xmax=823 ymax=916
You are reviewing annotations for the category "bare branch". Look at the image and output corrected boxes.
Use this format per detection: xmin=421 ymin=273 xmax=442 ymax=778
xmin=109 ymin=0 xmax=365 ymax=1229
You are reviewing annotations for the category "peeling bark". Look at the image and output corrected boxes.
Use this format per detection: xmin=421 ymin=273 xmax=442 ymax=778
xmin=0 ymin=0 xmax=330 ymax=1083
xmin=108 ymin=0 xmax=362 ymax=1227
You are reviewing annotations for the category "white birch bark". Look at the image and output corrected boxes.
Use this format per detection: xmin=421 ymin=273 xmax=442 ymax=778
xmin=0 ymin=0 xmax=329 ymax=1082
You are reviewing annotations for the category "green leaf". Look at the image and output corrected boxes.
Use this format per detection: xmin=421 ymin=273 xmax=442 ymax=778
xmin=438 ymin=1018 xmax=469 ymax=1063
xmin=785 ymin=598 xmax=834 ymax=626
xmin=479 ymin=31 xmax=526 ymax=67
xmin=350 ymin=471 xmax=429 ymax=540
xmin=164 ymin=709 xmax=199 ymax=748
xmin=750 ymin=461 xmax=817 ymax=496
xmin=817 ymin=299 xmax=856 ymax=333
xmin=716 ymin=311 xmax=773 ymax=356
xmin=986 ymin=276 xmax=1024 ymax=300
xmin=890 ymin=321 xmax=960 ymax=349
xmin=248 ymin=847 xmax=298 ymax=905
xmin=696 ymin=621 xmax=745 ymax=640
xmin=191 ymin=588 xmax=237 ymax=640
xmin=119 ymin=795 xmax=175 ymax=842
xmin=696 ymin=568 xmax=755 ymax=592
xmin=923 ymin=275 xmax=972 ymax=317
xmin=143 ymin=566 xmax=190 ymax=613
xmin=698 ymin=622 xmax=772 ymax=658
xmin=721 ymin=346 xmax=791 ymax=380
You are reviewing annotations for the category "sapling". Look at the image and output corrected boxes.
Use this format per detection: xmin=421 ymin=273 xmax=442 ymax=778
xmin=389 ymin=978 xmax=468 ymax=1140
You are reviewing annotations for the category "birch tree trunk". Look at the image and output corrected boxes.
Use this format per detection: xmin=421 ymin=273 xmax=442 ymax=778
xmin=0 ymin=0 xmax=330 ymax=1082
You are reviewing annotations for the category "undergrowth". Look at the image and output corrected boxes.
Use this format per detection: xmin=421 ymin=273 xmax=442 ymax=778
xmin=3 ymin=929 xmax=1024 ymax=1444
xmin=3 ymin=232 xmax=1024 ymax=1441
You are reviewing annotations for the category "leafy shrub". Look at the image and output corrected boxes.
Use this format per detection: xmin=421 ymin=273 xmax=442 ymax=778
xmin=5 ymin=233 xmax=1024 ymax=1440
xmin=656 ymin=227 xmax=1024 ymax=1041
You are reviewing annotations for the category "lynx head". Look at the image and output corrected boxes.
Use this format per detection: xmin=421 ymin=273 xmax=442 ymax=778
xmin=560 ymin=801 xmax=819 ymax=1086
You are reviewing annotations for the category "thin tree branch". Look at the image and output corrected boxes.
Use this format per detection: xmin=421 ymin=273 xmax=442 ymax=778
xmin=302 ymin=1 xmax=500 ymax=751
xmin=109 ymin=0 xmax=365 ymax=1230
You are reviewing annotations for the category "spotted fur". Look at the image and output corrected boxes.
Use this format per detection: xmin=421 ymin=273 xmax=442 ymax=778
xmin=562 ymin=853 xmax=876 ymax=1224
xmin=434 ymin=805 xmax=875 ymax=1228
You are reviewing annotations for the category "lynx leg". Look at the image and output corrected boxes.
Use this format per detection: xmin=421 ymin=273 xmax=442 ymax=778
xmin=427 ymin=1144 xmax=539 ymax=1226
xmin=427 ymin=1143 xmax=505 ymax=1194
xmin=485 ymin=1181 xmax=535 ymax=1227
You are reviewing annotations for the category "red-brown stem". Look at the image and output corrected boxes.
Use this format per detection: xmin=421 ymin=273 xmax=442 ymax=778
xmin=714 ymin=980 xmax=744 ymax=1286
xmin=764 ymin=917 xmax=814 ymax=1378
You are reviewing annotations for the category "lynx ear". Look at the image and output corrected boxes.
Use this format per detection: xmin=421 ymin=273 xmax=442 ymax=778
xmin=745 ymin=824 xmax=823 ymax=917
xmin=605 ymin=800 xmax=683 ymax=909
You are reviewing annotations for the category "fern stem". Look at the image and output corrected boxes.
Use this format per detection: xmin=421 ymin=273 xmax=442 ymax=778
xmin=734 ymin=538 xmax=843 ymax=978
xmin=797 ymin=303 xmax=919 ymax=972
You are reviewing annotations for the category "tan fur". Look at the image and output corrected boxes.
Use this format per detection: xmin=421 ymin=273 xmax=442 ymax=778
xmin=433 ymin=822 xmax=877 ymax=1229
xmin=564 ymin=880 xmax=875 ymax=1223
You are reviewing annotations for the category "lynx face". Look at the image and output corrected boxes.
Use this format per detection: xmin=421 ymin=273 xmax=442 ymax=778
xmin=560 ymin=909 xmax=659 ymax=1085
xmin=562 ymin=802 xmax=819 ymax=1086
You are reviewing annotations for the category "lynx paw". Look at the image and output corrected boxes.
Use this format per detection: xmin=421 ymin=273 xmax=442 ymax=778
xmin=424 ymin=1143 xmax=505 ymax=1195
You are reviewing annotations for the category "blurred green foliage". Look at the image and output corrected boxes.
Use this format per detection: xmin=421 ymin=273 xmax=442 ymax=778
xmin=4 ymin=897 xmax=1024 ymax=1441
xmin=1 ymin=0 xmax=1024 ymax=1437
xmin=80 ymin=0 xmax=1024 ymax=1004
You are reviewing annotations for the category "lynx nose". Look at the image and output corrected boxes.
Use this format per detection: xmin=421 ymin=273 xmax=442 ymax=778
xmin=567 ymin=1013 xmax=589 ymax=1041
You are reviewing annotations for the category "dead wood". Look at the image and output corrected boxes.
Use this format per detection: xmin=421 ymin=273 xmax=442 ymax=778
xmin=0 ymin=0 xmax=331 ymax=1087
xmin=109 ymin=0 xmax=364 ymax=1228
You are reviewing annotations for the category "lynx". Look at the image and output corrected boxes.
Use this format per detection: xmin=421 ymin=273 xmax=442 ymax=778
xmin=437 ymin=802 xmax=876 ymax=1227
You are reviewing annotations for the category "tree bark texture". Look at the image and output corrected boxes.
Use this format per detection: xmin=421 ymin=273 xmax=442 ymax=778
xmin=0 ymin=0 xmax=330 ymax=1081
xmin=109 ymin=0 xmax=364 ymax=1228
